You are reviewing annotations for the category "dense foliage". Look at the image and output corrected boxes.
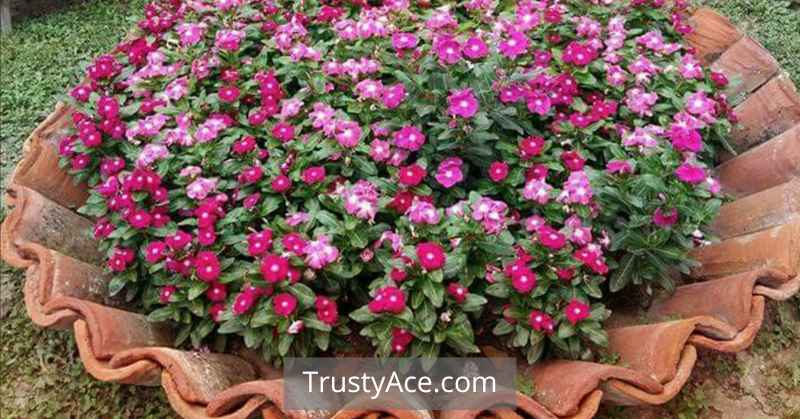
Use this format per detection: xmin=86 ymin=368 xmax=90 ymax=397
xmin=58 ymin=0 xmax=734 ymax=364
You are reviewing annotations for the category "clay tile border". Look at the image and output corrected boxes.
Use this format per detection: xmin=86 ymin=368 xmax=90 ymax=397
xmin=1 ymin=7 xmax=798 ymax=419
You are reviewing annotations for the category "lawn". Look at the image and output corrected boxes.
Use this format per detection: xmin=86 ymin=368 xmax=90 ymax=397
xmin=0 ymin=1 xmax=798 ymax=417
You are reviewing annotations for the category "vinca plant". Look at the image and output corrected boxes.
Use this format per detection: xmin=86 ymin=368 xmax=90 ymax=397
xmin=58 ymin=0 xmax=733 ymax=364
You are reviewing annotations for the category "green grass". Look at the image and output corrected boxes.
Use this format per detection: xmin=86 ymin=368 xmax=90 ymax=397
xmin=0 ymin=0 xmax=798 ymax=417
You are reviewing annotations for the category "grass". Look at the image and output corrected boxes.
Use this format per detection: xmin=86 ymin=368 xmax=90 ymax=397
xmin=0 ymin=0 xmax=798 ymax=417
xmin=0 ymin=1 xmax=175 ymax=417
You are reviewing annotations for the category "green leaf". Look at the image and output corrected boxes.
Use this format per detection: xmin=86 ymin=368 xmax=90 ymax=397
xmin=610 ymin=254 xmax=636 ymax=292
xmin=492 ymin=320 xmax=514 ymax=336
xmin=278 ymin=334 xmax=294 ymax=356
xmin=349 ymin=306 xmax=377 ymax=323
xmin=147 ymin=306 xmax=173 ymax=323
xmin=289 ymin=283 xmax=316 ymax=307
xmin=461 ymin=293 xmax=487 ymax=312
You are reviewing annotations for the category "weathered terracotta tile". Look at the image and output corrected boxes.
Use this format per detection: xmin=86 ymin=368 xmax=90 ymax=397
xmin=208 ymin=380 xmax=331 ymax=419
xmin=601 ymin=345 xmax=697 ymax=406
xmin=711 ymin=178 xmax=800 ymax=239
xmin=716 ymin=124 xmax=800 ymax=197
xmin=729 ymin=73 xmax=800 ymax=152
xmin=689 ymin=222 xmax=800 ymax=279
xmin=686 ymin=8 xmax=742 ymax=63
xmin=528 ymin=361 xmax=661 ymax=416
xmin=1 ymin=185 xmax=102 ymax=266
xmin=687 ymin=296 xmax=765 ymax=352
xmin=607 ymin=320 xmax=698 ymax=384
xmin=44 ymin=297 xmax=174 ymax=358
xmin=711 ymin=36 xmax=779 ymax=104
xmin=110 ymin=347 xmax=257 ymax=404
xmin=648 ymin=270 xmax=785 ymax=332
xmin=162 ymin=370 xmax=263 ymax=419
xmin=7 ymin=103 xmax=88 ymax=209
xmin=73 ymin=319 xmax=163 ymax=385
xmin=439 ymin=392 xmax=558 ymax=419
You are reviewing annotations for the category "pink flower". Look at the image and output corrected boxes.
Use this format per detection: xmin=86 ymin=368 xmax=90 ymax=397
xmin=304 ymin=235 xmax=339 ymax=269
xmin=145 ymin=241 xmax=167 ymax=263
xmin=678 ymin=54 xmax=703 ymax=80
xmin=301 ymin=166 xmax=326 ymax=184
xmin=522 ymin=179 xmax=553 ymax=204
xmin=160 ymin=286 xmax=177 ymax=303
xmin=195 ymin=251 xmax=221 ymax=282
xmin=368 ymin=286 xmax=406 ymax=314
xmin=260 ymin=254 xmax=289 ymax=283
xmin=247 ymin=230 xmax=273 ymax=256
xmin=447 ymin=88 xmax=479 ymax=118
xmin=685 ymin=91 xmax=716 ymax=116
xmin=559 ymin=171 xmax=594 ymax=205
xmin=471 ymin=197 xmax=508 ymax=234
xmin=381 ymin=83 xmax=406 ymax=109
xmin=233 ymin=289 xmax=259 ymax=315
xmin=273 ymin=293 xmax=297 ymax=317
xmin=675 ymin=162 xmax=706 ymax=184
xmin=653 ymin=208 xmax=679 ymax=227
xmin=526 ymin=92 xmax=552 ymax=116
xmin=606 ymin=160 xmax=634 ymax=175
xmin=393 ymin=126 xmax=426 ymax=151
xmin=334 ymin=120 xmax=362 ymax=148
xmin=565 ymin=299 xmax=591 ymax=325
xmin=463 ymin=37 xmax=489 ymax=60
xmin=538 ymin=226 xmax=567 ymax=251
xmin=416 ymin=242 xmax=446 ymax=271
xmin=519 ymin=136 xmax=545 ymax=159
xmin=128 ymin=209 xmax=152 ymax=229
xmin=511 ymin=268 xmax=537 ymax=294
xmin=407 ymin=199 xmax=441 ymax=225
xmin=528 ymin=310 xmax=555 ymax=334
xmin=391 ymin=328 xmax=413 ymax=353
xmin=398 ymin=164 xmax=426 ymax=186
xmin=498 ymin=31 xmax=529 ymax=59
xmin=166 ymin=230 xmax=192 ymax=251
xmin=435 ymin=158 xmax=464 ymax=188
xmin=447 ymin=283 xmax=468 ymax=303
xmin=342 ymin=180 xmax=379 ymax=221
xmin=315 ymin=296 xmax=339 ymax=325
xmin=218 ymin=85 xmax=240 ymax=103
xmin=355 ymin=79 xmax=384 ymax=100
xmin=271 ymin=175 xmax=292 ymax=193
xmin=488 ymin=161 xmax=509 ymax=182
xmin=625 ymin=88 xmax=658 ymax=117
xmin=206 ymin=283 xmax=227 ymax=302
xmin=668 ymin=125 xmax=703 ymax=152
xmin=369 ymin=139 xmax=391 ymax=161
xmin=272 ymin=122 xmax=295 ymax=142
xmin=176 ymin=23 xmax=204 ymax=46
xmin=187 ymin=177 xmax=217 ymax=200
xmin=434 ymin=37 xmax=461 ymax=65
xmin=391 ymin=32 xmax=418 ymax=50
xmin=215 ymin=29 xmax=245 ymax=51
xmin=561 ymin=150 xmax=585 ymax=171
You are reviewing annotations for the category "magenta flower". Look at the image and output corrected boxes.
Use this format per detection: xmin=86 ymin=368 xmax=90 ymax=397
xmin=675 ymin=162 xmax=706 ymax=184
xmin=434 ymin=37 xmax=461 ymax=65
xmin=565 ymin=300 xmax=591 ymax=325
xmin=652 ymin=208 xmax=679 ymax=227
xmin=215 ymin=29 xmax=245 ymax=51
xmin=447 ymin=88 xmax=479 ymax=118
xmin=435 ymin=157 xmax=464 ymax=188
xmin=304 ymin=235 xmax=339 ymax=269
xmin=391 ymin=32 xmax=418 ymax=50
xmin=273 ymin=293 xmax=298 ymax=317
xmin=498 ymin=31 xmax=529 ymax=59
xmin=463 ymin=37 xmax=489 ymax=59
xmin=393 ymin=125 xmax=426 ymax=151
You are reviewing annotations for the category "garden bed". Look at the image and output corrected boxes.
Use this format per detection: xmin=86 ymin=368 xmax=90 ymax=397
xmin=1 ymin=5 xmax=799 ymax=419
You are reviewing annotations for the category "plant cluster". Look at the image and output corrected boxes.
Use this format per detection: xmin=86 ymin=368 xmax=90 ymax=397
xmin=58 ymin=0 xmax=733 ymax=364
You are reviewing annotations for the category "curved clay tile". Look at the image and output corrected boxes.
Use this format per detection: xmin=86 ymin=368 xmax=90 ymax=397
xmin=1 ymin=7 xmax=798 ymax=419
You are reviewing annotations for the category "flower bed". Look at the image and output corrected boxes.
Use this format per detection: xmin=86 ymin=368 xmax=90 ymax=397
xmin=2 ymin=4 xmax=800 ymax=418
xmin=51 ymin=0 xmax=741 ymax=365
